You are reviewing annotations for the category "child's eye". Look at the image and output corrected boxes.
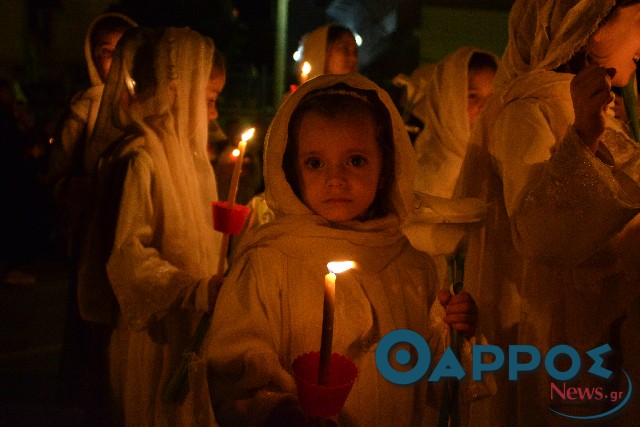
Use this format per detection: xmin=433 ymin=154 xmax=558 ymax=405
xmin=343 ymin=47 xmax=356 ymax=56
xmin=101 ymin=48 xmax=114 ymax=59
xmin=349 ymin=155 xmax=367 ymax=167
xmin=303 ymin=157 xmax=323 ymax=170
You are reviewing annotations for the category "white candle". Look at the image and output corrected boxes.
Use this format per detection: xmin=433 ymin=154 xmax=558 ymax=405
xmin=319 ymin=271 xmax=336 ymax=386
xmin=226 ymin=127 xmax=255 ymax=207
xmin=318 ymin=261 xmax=356 ymax=386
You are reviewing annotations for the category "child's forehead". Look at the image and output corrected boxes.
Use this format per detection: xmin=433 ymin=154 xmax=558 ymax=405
xmin=296 ymin=112 xmax=379 ymax=152
xmin=94 ymin=29 xmax=125 ymax=46
xmin=296 ymin=139 xmax=380 ymax=159
xmin=330 ymin=32 xmax=357 ymax=46
xmin=298 ymin=109 xmax=375 ymax=132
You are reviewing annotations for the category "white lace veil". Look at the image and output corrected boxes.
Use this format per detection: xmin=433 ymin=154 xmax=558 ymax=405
xmin=495 ymin=0 xmax=615 ymax=90
xmin=87 ymin=26 xmax=219 ymax=279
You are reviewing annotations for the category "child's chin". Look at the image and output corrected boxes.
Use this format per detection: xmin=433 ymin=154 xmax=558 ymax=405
xmin=313 ymin=204 xmax=367 ymax=222
xmin=613 ymin=68 xmax=633 ymax=88
xmin=325 ymin=215 xmax=355 ymax=222
xmin=326 ymin=212 xmax=366 ymax=223
xmin=320 ymin=210 xmax=357 ymax=223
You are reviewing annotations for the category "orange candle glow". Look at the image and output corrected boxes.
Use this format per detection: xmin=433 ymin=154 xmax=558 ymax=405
xmin=301 ymin=61 xmax=312 ymax=84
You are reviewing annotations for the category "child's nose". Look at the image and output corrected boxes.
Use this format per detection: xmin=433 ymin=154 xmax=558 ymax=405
xmin=326 ymin=163 xmax=346 ymax=187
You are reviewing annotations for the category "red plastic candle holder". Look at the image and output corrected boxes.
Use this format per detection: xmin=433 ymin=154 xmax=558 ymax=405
xmin=211 ymin=201 xmax=251 ymax=235
xmin=292 ymin=351 xmax=358 ymax=418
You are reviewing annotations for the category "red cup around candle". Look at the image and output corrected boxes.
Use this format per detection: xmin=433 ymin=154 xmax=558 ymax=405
xmin=211 ymin=201 xmax=251 ymax=235
xmin=292 ymin=351 xmax=359 ymax=418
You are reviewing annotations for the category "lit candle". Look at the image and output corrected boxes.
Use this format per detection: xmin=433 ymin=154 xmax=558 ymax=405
xmin=301 ymin=61 xmax=311 ymax=84
xmin=227 ymin=127 xmax=255 ymax=207
xmin=318 ymin=261 xmax=356 ymax=386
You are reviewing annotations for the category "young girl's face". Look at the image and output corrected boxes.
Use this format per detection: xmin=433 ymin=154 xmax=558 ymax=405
xmin=206 ymin=68 xmax=225 ymax=121
xmin=588 ymin=3 xmax=640 ymax=87
xmin=325 ymin=33 xmax=359 ymax=75
xmin=93 ymin=30 xmax=125 ymax=82
xmin=295 ymin=110 xmax=382 ymax=222
xmin=467 ymin=67 xmax=495 ymax=127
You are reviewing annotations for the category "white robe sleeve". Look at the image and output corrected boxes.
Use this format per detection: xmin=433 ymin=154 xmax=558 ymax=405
xmin=106 ymin=150 xmax=211 ymax=331
xmin=206 ymin=252 xmax=298 ymax=427
xmin=492 ymin=101 xmax=640 ymax=267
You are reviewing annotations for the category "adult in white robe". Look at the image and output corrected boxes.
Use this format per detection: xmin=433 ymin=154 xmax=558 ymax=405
xmin=456 ymin=1 xmax=640 ymax=425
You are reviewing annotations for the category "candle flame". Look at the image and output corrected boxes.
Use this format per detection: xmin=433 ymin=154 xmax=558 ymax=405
xmin=241 ymin=128 xmax=256 ymax=142
xmin=232 ymin=148 xmax=240 ymax=158
xmin=301 ymin=61 xmax=311 ymax=76
xmin=327 ymin=261 xmax=356 ymax=274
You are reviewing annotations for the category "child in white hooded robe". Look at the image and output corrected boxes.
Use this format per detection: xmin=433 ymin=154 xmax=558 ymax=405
xmin=243 ymin=24 xmax=360 ymax=236
xmin=397 ymin=46 xmax=499 ymax=199
xmin=78 ymin=26 xmax=224 ymax=426
xmin=205 ymin=74 xmax=485 ymax=427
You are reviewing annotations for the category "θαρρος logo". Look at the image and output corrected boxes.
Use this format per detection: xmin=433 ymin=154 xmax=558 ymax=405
xmin=375 ymin=330 xmax=633 ymax=420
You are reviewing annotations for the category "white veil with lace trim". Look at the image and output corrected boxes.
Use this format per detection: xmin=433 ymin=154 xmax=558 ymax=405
xmin=98 ymin=26 xmax=218 ymax=274
xmin=79 ymin=27 xmax=221 ymax=324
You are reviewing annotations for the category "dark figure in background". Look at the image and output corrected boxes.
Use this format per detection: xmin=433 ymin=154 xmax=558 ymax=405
xmin=0 ymin=80 xmax=38 ymax=285
xmin=46 ymin=12 xmax=137 ymax=424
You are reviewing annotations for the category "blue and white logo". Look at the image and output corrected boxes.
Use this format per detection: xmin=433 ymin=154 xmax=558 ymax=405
xmin=375 ymin=331 xmax=633 ymax=421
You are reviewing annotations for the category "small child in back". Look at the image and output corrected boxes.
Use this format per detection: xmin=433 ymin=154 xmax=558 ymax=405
xmin=395 ymin=47 xmax=499 ymax=198
xmin=241 ymin=24 xmax=361 ymax=238
xmin=205 ymin=74 xmax=479 ymax=426
xmin=297 ymin=23 xmax=359 ymax=85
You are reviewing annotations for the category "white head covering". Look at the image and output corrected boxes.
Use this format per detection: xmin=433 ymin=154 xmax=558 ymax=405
xmin=495 ymin=0 xmax=615 ymax=90
xmin=454 ymin=0 xmax=635 ymax=355
xmin=79 ymin=27 xmax=220 ymax=322
xmin=84 ymin=12 xmax=138 ymax=87
xmin=298 ymin=25 xmax=326 ymax=82
xmin=409 ymin=47 xmax=498 ymax=125
xmin=66 ymin=12 xmax=137 ymax=168
xmin=234 ymin=74 xmax=417 ymax=271
xmin=297 ymin=24 xmax=357 ymax=83
xmin=459 ymin=0 xmax=618 ymax=200
xmin=264 ymin=73 xmax=415 ymax=221
xmin=87 ymin=27 xmax=215 ymax=176
xmin=407 ymin=47 xmax=499 ymax=197
xmin=298 ymin=25 xmax=331 ymax=82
